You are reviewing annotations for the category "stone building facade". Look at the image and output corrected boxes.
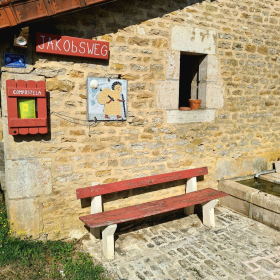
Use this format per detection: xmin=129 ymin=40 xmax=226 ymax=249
xmin=0 ymin=0 xmax=280 ymax=239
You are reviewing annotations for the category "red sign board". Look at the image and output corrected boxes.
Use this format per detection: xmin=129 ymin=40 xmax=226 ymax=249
xmin=36 ymin=33 xmax=109 ymax=59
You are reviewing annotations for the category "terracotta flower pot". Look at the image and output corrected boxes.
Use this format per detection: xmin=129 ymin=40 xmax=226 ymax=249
xmin=189 ymin=99 xmax=201 ymax=110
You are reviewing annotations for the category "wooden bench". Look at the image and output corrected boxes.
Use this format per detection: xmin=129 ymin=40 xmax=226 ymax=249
xmin=76 ymin=167 xmax=227 ymax=260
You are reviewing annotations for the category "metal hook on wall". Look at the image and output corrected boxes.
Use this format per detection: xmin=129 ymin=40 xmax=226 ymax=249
xmin=88 ymin=125 xmax=91 ymax=137
xmin=88 ymin=118 xmax=98 ymax=137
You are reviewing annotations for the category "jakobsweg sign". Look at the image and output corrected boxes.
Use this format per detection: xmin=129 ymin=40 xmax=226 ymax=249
xmin=36 ymin=33 xmax=109 ymax=59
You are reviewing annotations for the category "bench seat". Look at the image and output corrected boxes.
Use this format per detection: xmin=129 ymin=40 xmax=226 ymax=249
xmin=80 ymin=188 xmax=227 ymax=228
xmin=76 ymin=167 xmax=228 ymax=260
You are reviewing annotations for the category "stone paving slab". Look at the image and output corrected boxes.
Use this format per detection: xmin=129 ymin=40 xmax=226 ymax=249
xmin=83 ymin=207 xmax=280 ymax=280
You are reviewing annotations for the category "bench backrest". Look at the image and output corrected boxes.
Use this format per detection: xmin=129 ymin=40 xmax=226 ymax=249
xmin=76 ymin=167 xmax=208 ymax=199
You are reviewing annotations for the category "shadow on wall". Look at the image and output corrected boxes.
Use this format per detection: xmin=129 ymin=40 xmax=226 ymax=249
xmin=0 ymin=143 xmax=5 ymax=192
xmin=25 ymin=0 xmax=209 ymax=65
xmin=0 ymin=0 xmax=211 ymax=67
xmin=0 ymin=0 xmax=211 ymax=142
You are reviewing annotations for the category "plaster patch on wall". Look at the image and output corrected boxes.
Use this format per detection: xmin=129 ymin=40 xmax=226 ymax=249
xmin=171 ymin=25 xmax=216 ymax=54
xmin=8 ymin=198 xmax=40 ymax=238
xmin=156 ymin=80 xmax=179 ymax=109
xmin=137 ymin=26 xmax=145 ymax=35
xmin=214 ymin=157 xmax=268 ymax=180
xmin=166 ymin=50 xmax=180 ymax=80
xmin=166 ymin=109 xmax=216 ymax=124
xmin=69 ymin=229 xmax=87 ymax=240
xmin=199 ymin=82 xmax=224 ymax=109
xmin=6 ymin=157 xmax=52 ymax=199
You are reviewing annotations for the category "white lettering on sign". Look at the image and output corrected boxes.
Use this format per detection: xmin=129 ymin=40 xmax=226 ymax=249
xmin=38 ymin=35 xmax=45 ymax=49
xmin=47 ymin=37 xmax=54 ymax=50
xmin=55 ymin=38 xmax=61 ymax=51
xmin=12 ymin=89 xmax=42 ymax=96
xmin=101 ymin=45 xmax=108 ymax=56
xmin=87 ymin=42 xmax=94 ymax=54
xmin=94 ymin=43 xmax=100 ymax=56
xmin=71 ymin=41 xmax=77 ymax=53
xmin=63 ymin=40 xmax=70 ymax=52
xmin=36 ymin=33 xmax=109 ymax=59
xmin=79 ymin=42 xmax=86 ymax=54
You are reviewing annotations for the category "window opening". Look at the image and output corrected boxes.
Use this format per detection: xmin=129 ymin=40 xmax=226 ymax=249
xmin=179 ymin=53 xmax=205 ymax=108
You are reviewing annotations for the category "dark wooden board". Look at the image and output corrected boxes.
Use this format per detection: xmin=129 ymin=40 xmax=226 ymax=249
xmin=76 ymin=167 xmax=208 ymax=199
xmin=79 ymin=188 xmax=227 ymax=228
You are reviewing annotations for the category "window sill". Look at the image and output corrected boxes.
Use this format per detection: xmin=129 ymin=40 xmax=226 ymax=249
xmin=166 ymin=109 xmax=216 ymax=124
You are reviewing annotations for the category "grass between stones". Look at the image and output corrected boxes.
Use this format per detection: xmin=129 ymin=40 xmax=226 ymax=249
xmin=0 ymin=194 xmax=108 ymax=280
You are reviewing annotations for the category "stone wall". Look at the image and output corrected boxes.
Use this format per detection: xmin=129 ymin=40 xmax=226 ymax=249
xmin=1 ymin=0 xmax=280 ymax=239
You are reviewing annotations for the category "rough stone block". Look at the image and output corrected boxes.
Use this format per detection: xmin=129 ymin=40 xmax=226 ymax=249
xmin=220 ymin=195 xmax=250 ymax=217
xmin=215 ymin=157 xmax=267 ymax=180
xmin=275 ymin=161 xmax=280 ymax=173
xmin=198 ymin=82 xmax=224 ymax=109
xmin=156 ymin=81 xmax=179 ymax=109
xmin=166 ymin=50 xmax=180 ymax=80
xmin=8 ymin=198 xmax=40 ymax=238
xmin=3 ymin=129 xmax=39 ymax=159
xmin=199 ymin=55 xmax=219 ymax=82
xmin=218 ymin=180 xmax=259 ymax=201
xmin=251 ymin=192 xmax=280 ymax=214
xmin=34 ymin=67 xmax=66 ymax=77
xmin=251 ymin=205 xmax=280 ymax=231
xmin=1 ymin=65 xmax=34 ymax=74
xmin=6 ymin=158 xmax=52 ymax=199
xmin=46 ymin=78 xmax=75 ymax=92
xmin=121 ymin=158 xmax=138 ymax=167
xmin=171 ymin=25 xmax=216 ymax=54
xmin=166 ymin=109 xmax=216 ymax=124
xmin=190 ymin=75 xmax=198 ymax=99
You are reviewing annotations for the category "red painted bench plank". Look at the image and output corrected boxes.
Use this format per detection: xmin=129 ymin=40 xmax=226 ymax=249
xmin=76 ymin=167 xmax=208 ymax=199
xmin=79 ymin=188 xmax=227 ymax=228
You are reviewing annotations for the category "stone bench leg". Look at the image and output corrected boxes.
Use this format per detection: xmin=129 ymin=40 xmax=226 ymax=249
xmin=102 ymin=224 xmax=117 ymax=260
xmin=90 ymin=228 xmax=101 ymax=240
xmin=202 ymin=199 xmax=218 ymax=227
xmin=90 ymin=195 xmax=102 ymax=241
xmin=184 ymin=174 xmax=197 ymax=216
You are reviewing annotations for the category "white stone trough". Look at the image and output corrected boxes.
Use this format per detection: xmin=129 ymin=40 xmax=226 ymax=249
xmin=218 ymin=179 xmax=280 ymax=231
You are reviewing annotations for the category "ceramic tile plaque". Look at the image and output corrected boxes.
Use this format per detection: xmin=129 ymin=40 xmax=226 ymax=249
xmin=4 ymin=53 xmax=26 ymax=68
xmin=87 ymin=77 xmax=127 ymax=121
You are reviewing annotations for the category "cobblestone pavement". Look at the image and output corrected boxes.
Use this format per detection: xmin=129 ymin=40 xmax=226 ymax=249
xmin=83 ymin=207 xmax=280 ymax=280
